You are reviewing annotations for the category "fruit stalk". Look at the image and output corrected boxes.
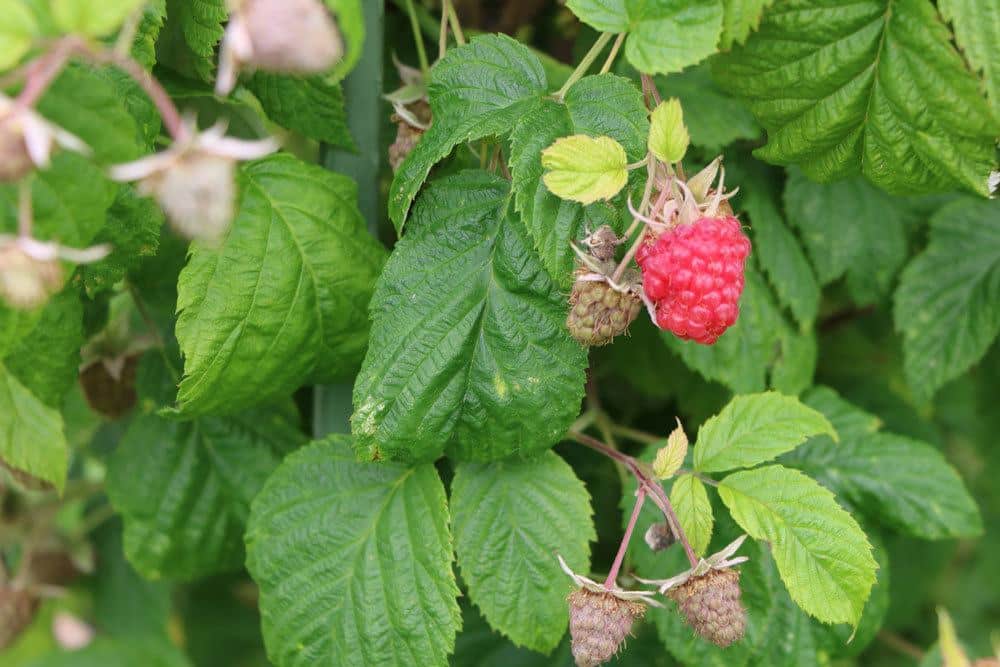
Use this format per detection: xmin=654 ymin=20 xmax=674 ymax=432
xmin=604 ymin=488 xmax=645 ymax=587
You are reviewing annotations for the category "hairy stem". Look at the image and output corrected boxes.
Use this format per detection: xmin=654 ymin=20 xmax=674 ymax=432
xmin=445 ymin=0 xmax=466 ymax=46
xmin=605 ymin=488 xmax=645 ymax=587
xmin=555 ymin=32 xmax=613 ymax=101
xmin=599 ymin=33 xmax=626 ymax=75
xmin=640 ymin=73 xmax=662 ymax=107
xmin=13 ymin=38 xmax=77 ymax=112
xmin=404 ymin=0 xmax=430 ymax=73
xmin=569 ymin=430 xmax=698 ymax=567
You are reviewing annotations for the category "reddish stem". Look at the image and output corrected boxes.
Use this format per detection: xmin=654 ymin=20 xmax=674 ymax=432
xmin=605 ymin=488 xmax=645 ymax=587
xmin=640 ymin=73 xmax=662 ymax=107
xmin=13 ymin=38 xmax=78 ymax=112
xmin=570 ymin=430 xmax=698 ymax=567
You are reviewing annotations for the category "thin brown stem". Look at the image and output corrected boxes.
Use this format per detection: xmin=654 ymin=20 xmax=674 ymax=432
xmin=605 ymin=488 xmax=645 ymax=587
xmin=877 ymin=631 xmax=925 ymax=661
xmin=445 ymin=0 xmax=466 ymax=46
xmin=569 ymin=430 xmax=698 ymax=567
xmin=13 ymin=38 xmax=77 ymax=112
xmin=17 ymin=179 xmax=32 ymax=238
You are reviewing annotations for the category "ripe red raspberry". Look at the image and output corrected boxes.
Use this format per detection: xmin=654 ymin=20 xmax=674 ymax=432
xmin=637 ymin=216 xmax=750 ymax=345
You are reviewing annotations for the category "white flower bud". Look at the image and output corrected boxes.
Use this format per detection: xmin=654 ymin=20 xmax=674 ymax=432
xmin=0 ymin=242 xmax=62 ymax=309
xmin=140 ymin=151 xmax=236 ymax=242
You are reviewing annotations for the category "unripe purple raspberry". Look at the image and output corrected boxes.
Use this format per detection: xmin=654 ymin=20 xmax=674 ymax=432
xmin=668 ymin=567 xmax=746 ymax=647
xmin=568 ymin=588 xmax=646 ymax=666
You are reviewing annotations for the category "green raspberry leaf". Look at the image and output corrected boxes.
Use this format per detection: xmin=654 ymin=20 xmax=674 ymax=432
xmin=939 ymin=0 xmax=1000 ymax=116
xmin=714 ymin=0 xmax=999 ymax=196
xmin=246 ymin=435 xmax=460 ymax=667
xmin=51 ymin=0 xmax=144 ymax=37
xmin=80 ymin=186 xmax=163 ymax=296
xmin=509 ymin=74 xmax=647 ymax=288
xmin=733 ymin=161 xmax=820 ymax=327
xmin=246 ymin=72 xmax=355 ymax=150
xmin=670 ymin=473 xmax=713 ymax=555
xmin=656 ymin=64 xmax=761 ymax=152
xmin=107 ymin=405 xmax=304 ymax=580
xmin=783 ymin=169 xmax=908 ymax=306
xmin=647 ymin=98 xmax=689 ymax=163
xmin=0 ymin=362 xmax=67 ymax=493
xmin=352 ymin=171 xmax=587 ymax=463
xmin=25 ymin=637 xmax=192 ymax=667
xmin=894 ymin=197 xmax=1000 ymax=400
xmin=0 ymin=0 xmax=36 ymax=70
xmin=3 ymin=287 xmax=82 ymax=407
xmin=719 ymin=0 xmax=773 ymax=49
xmin=694 ymin=391 xmax=836 ymax=473
xmin=567 ymin=0 xmax=724 ymax=74
xmin=156 ymin=0 xmax=227 ymax=82
xmin=784 ymin=387 xmax=982 ymax=539
xmin=175 ymin=154 xmax=386 ymax=416
xmin=131 ymin=0 xmax=166 ymax=69
xmin=718 ymin=464 xmax=877 ymax=627
xmin=451 ymin=452 xmax=595 ymax=653
xmin=541 ymin=134 xmax=628 ymax=204
xmin=389 ymin=34 xmax=547 ymax=232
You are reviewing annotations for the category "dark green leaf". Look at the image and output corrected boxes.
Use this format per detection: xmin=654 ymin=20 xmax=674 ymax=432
xmin=452 ymin=452 xmax=594 ymax=652
xmin=246 ymin=72 xmax=355 ymax=150
xmin=715 ymin=0 xmax=999 ymax=196
xmin=246 ymin=435 xmax=460 ymax=667
xmin=894 ymin=197 xmax=1000 ymax=399
xmin=81 ymin=186 xmax=163 ymax=295
xmin=107 ymin=406 xmax=304 ymax=579
xmin=657 ymin=63 xmax=761 ymax=151
xmin=352 ymin=171 xmax=587 ymax=463
xmin=388 ymin=34 xmax=547 ymax=232
xmin=156 ymin=0 xmax=227 ymax=82
xmin=175 ymin=154 xmax=386 ymax=416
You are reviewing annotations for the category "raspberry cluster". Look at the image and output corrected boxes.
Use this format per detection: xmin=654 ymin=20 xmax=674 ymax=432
xmin=637 ymin=216 xmax=751 ymax=345
xmin=567 ymin=589 xmax=646 ymax=666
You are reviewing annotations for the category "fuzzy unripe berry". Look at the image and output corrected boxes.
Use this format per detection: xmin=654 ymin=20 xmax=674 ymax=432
xmin=585 ymin=225 xmax=622 ymax=262
xmin=668 ymin=568 xmax=746 ymax=647
xmin=140 ymin=152 xmax=236 ymax=242
xmin=566 ymin=278 xmax=642 ymax=346
xmin=637 ymin=216 xmax=751 ymax=345
xmin=568 ymin=588 xmax=646 ymax=666
xmin=0 ymin=244 xmax=62 ymax=309
xmin=240 ymin=0 xmax=343 ymax=73
xmin=0 ymin=587 xmax=38 ymax=648
xmin=644 ymin=521 xmax=676 ymax=552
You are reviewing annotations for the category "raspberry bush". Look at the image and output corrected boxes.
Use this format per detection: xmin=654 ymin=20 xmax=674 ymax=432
xmin=0 ymin=1 xmax=997 ymax=666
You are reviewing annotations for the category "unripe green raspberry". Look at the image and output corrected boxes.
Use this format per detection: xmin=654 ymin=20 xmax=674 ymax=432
xmin=668 ymin=567 xmax=746 ymax=647
xmin=568 ymin=588 xmax=646 ymax=667
xmin=0 ymin=244 xmax=62 ymax=310
xmin=566 ymin=278 xmax=641 ymax=346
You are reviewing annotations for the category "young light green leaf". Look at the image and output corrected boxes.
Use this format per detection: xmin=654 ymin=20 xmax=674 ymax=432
xmin=246 ymin=435 xmax=460 ymax=667
xmin=509 ymin=74 xmax=648 ymax=288
xmin=52 ymin=0 xmax=144 ymax=37
xmin=451 ymin=452 xmax=595 ymax=653
xmin=714 ymin=0 xmax=999 ymax=196
xmin=541 ymin=135 xmax=628 ymax=204
xmin=719 ymin=465 xmax=876 ymax=627
xmin=647 ymin=98 xmax=689 ymax=164
xmin=0 ymin=363 xmax=67 ymax=493
xmin=389 ymin=34 xmax=547 ymax=232
xmin=783 ymin=170 xmax=907 ymax=306
xmin=567 ymin=0 xmax=724 ymax=74
xmin=175 ymin=154 xmax=386 ymax=416
xmin=131 ymin=0 xmax=166 ymax=69
xmin=246 ymin=72 xmax=355 ymax=150
xmin=939 ymin=0 xmax=1000 ymax=116
xmin=0 ymin=0 xmax=36 ymax=70
xmin=894 ymin=197 xmax=1000 ymax=400
xmin=670 ymin=473 xmax=712 ymax=555
xmin=784 ymin=390 xmax=981 ymax=540
xmin=657 ymin=64 xmax=761 ymax=152
xmin=653 ymin=419 xmax=687 ymax=479
xmin=106 ymin=406 xmax=304 ymax=580
xmin=694 ymin=391 xmax=836 ymax=473
xmin=352 ymin=171 xmax=586 ymax=463
xmin=719 ymin=0 xmax=773 ymax=49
